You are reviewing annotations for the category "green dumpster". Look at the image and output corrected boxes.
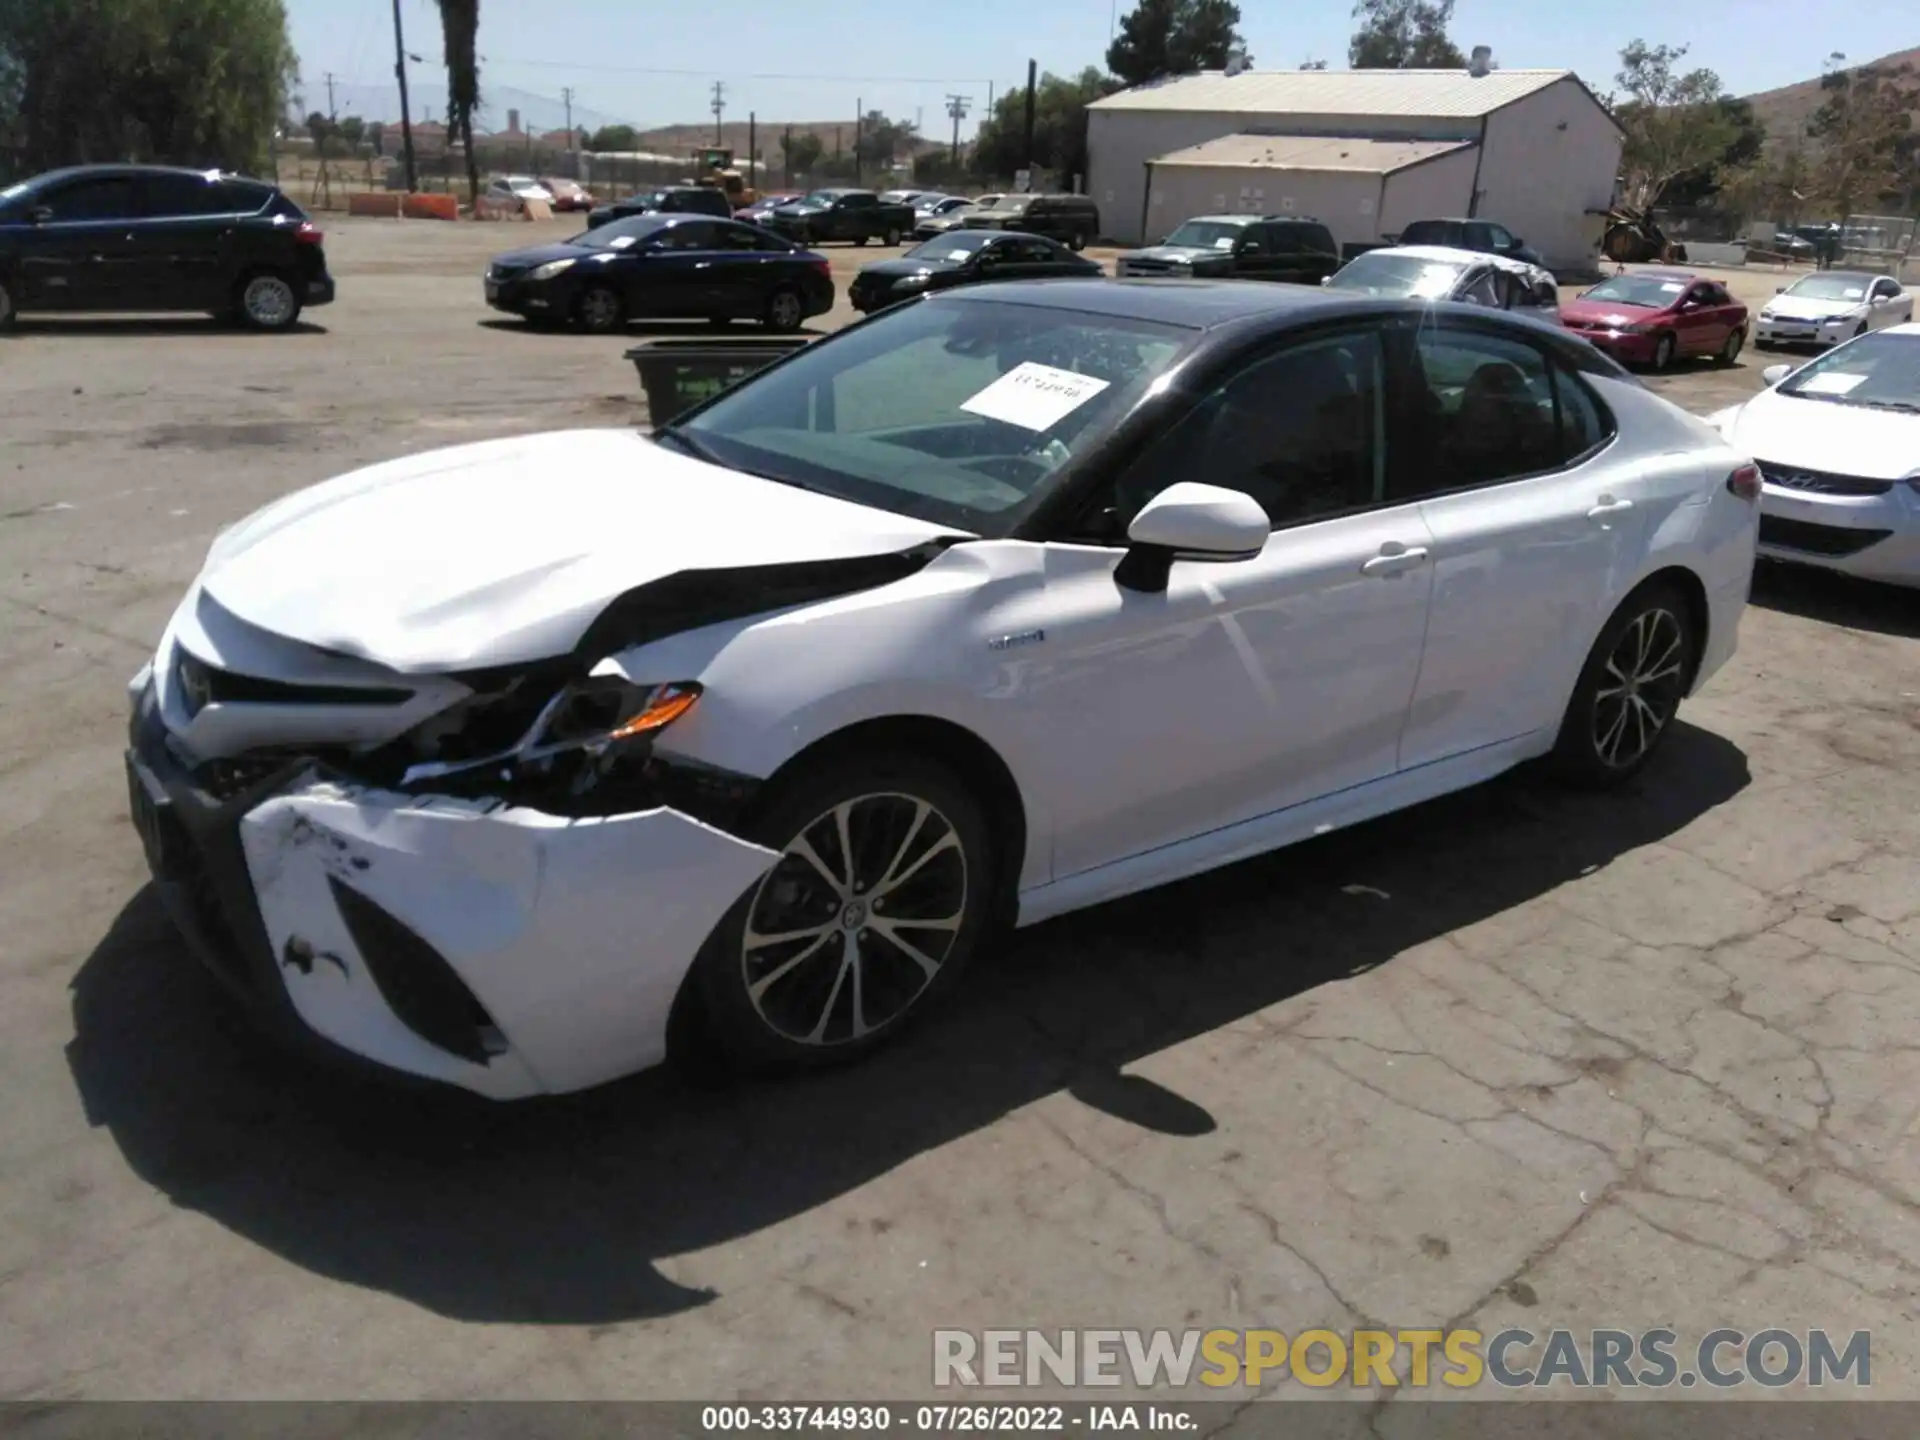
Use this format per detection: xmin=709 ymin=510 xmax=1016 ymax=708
xmin=625 ymin=335 xmax=815 ymax=427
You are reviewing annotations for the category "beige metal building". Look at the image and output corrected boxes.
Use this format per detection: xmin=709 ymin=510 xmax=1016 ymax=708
xmin=1086 ymin=63 xmax=1623 ymax=268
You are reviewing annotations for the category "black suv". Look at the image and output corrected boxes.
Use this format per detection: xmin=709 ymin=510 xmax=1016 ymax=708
xmin=1116 ymin=214 xmax=1340 ymax=284
xmin=586 ymin=186 xmax=733 ymax=229
xmin=0 ymin=165 xmax=334 ymax=330
xmin=958 ymin=193 xmax=1101 ymax=250
xmin=1393 ymin=218 xmax=1543 ymax=267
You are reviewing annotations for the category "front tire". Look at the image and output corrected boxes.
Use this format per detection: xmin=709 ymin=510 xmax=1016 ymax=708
xmin=1716 ymin=326 xmax=1744 ymax=366
xmin=1650 ymin=331 xmax=1676 ymax=370
xmin=1551 ymin=582 xmax=1697 ymax=787
xmin=575 ymin=284 xmax=625 ymax=334
xmin=882 ymin=226 xmax=901 ymax=246
xmin=692 ymin=752 xmax=997 ymax=1074
xmin=854 ymin=234 xmax=869 ymax=248
xmin=234 ymin=271 xmax=302 ymax=331
xmin=1069 ymin=233 xmax=1086 ymax=252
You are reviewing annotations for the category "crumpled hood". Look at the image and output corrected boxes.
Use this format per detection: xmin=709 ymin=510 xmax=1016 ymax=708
xmin=1762 ymin=295 xmax=1864 ymax=321
xmin=1726 ymin=391 xmax=1920 ymax=479
xmin=198 ymin=429 xmax=964 ymax=674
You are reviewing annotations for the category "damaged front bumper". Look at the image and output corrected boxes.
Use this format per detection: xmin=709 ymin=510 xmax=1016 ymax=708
xmin=125 ymin=680 xmax=778 ymax=1099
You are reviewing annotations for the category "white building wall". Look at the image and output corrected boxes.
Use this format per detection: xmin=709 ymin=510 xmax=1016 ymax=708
xmin=1088 ymin=108 xmax=1478 ymax=245
xmin=1140 ymin=167 xmax=1383 ymax=248
xmin=1473 ymin=78 xmax=1623 ymax=270
xmin=1377 ymin=149 xmax=1480 ymax=246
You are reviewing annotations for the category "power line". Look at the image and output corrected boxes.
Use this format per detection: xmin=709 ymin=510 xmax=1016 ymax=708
xmin=456 ymin=55 xmax=997 ymax=85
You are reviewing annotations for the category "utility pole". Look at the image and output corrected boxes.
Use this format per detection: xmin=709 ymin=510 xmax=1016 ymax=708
xmin=391 ymin=0 xmax=417 ymax=191
xmin=783 ymin=122 xmax=793 ymax=186
xmin=853 ymin=97 xmax=862 ymax=186
xmin=563 ymin=86 xmax=575 ymax=167
xmin=1022 ymin=59 xmax=1038 ymax=184
xmin=945 ymin=93 xmax=971 ymax=167
xmin=710 ymin=81 xmax=727 ymax=145
xmin=325 ymin=72 xmax=337 ymax=119
xmin=747 ymin=112 xmax=756 ymax=194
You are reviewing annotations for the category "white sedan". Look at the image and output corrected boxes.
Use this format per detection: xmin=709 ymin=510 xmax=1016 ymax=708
xmin=485 ymin=175 xmax=554 ymax=211
xmin=1709 ymin=323 xmax=1920 ymax=587
xmin=1753 ymin=271 xmax=1912 ymax=349
xmin=125 ymin=281 xmax=1758 ymax=1098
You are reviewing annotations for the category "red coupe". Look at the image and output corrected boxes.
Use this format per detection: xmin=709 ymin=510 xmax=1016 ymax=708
xmin=1559 ymin=269 xmax=1749 ymax=370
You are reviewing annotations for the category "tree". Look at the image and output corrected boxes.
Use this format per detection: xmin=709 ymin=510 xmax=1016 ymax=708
xmin=0 ymin=0 xmax=297 ymax=177
xmin=1658 ymin=96 xmax=1766 ymax=208
xmin=304 ymin=109 xmax=332 ymax=158
xmin=1715 ymin=140 xmax=1814 ymax=228
xmin=1805 ymin=54 xmax=1917 ymax=217
xmin=780 ymin=129 xmax=824 ymax=180
xmin=972 ymin=67 xmax=1122 ymax=183
xmin=1348 ymin=0 xmax=1465 ymax=69
xmin=587 ymin=123 xmax=638 ymax=152
xmin=1106 ymin=0 xmax=1247 ymax=87
xmin=1299 ymin=59 xmax=1329 ymax=71
xmin=1609 ymin=40 xmax=1741 ymax=212
xmin=855 ymin=110 xmax=915 ymax=169
xmin=434 ymin=0 xmax=480 ymax=207
xmin=336 ymin=114 xmax=365 ymax=151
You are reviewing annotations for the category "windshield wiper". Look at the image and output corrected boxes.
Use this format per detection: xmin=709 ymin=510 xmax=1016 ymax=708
xmin=1856 ymin=399 xmax=1920 ymax=413
xmin=652 ymin=427 xmax=832 ymax=497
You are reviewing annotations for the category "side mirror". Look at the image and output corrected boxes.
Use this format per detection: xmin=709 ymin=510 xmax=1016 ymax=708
xmin=1116 ymin=483 xmax=1269 ymax=593
xmin=1776 ymin=285 xmax=1786 ymax=293
xmin=1761 ymin=363 xmax=1794 ymax=386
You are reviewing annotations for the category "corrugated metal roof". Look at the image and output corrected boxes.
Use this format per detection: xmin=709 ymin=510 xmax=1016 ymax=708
xmin=1090 ymin=67 xmax=1570 ymax=118
xmin=1150 ymin=133 xmax=1474 ymax=173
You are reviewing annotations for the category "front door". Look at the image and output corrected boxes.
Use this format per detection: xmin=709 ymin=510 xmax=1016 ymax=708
xmin=1673 ymin=282 xmax=1724 ymax=356
xmin=1390 ymin=318 xmax=1646 ymax=769
xmin=16 ymin=174 xmax=142 ymax=311
xmin=1028 ymin=326 xmax=1438 ymax=878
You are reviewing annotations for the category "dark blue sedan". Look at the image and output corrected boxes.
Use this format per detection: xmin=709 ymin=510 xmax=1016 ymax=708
xmin=484 ymin=213 xmax=836 ymax=333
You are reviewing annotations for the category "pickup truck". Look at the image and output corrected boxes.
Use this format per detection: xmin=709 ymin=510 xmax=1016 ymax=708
xmin=763 ymin=189 xmax=915 ymax=247
xmin=1115 ymin=214 xmax=1341 ymax=285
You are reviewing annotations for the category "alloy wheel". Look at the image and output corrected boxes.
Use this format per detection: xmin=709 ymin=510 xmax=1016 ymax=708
xmin=1653 ymin=333 xmax=1675 ymax=370
xmin=242 ymin=275 xmax=296 ymax=328
xmin=1720 ymin=327 xmax=1742 ymax=364
xmin=579 ymin=287 xmax=622 ymax=332
xmin=766 ymin=289 xmax=803 ymax=331
xmin=740 ymin=792 xmax=968 ymax=1047
xmin=1591 ymin=607 xmax=1687 ymax=769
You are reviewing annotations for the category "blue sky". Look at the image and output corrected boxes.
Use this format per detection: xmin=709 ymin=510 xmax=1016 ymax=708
xmin=286 ymin=0 xmax=1914 ymax=138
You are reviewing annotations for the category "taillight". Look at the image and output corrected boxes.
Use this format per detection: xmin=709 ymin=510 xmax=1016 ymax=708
xmin=294 ymin=221 xmax=324 ymax=245
xmin=1727 ymin=463 xmax=1762 ymax=501
xmin=810 ymin=259 xmax=831 ymax=279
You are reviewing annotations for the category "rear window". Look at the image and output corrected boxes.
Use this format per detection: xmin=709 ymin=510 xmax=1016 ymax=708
xmin=215 ymin=179 xmax=279 ymax=214
xmin=1399 ymin=221 xmax=1452 ymax=244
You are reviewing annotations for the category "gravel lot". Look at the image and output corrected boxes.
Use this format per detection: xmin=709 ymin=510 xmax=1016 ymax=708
xmin=2 ymin=217 xmax=1917 ymax=1405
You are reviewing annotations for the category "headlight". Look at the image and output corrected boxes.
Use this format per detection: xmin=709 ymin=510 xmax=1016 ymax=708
xmin=894 ymin=273 xmax=933 ymax=291
xmin=1758 ymin=309 xmax=1775 ymax=321
xmin=401 ymin=678 xmax=700 ymax=789
xmin=528 ymin=257 xmax=577 ymax=281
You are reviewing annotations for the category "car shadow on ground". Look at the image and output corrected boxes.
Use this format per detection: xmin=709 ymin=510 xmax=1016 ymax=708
xmin=1749 ymin=560 xmax=1919 ymax=640
xmin=8 ymin=317 xmax=329 ymax=338
xmin=67 ymin=725 xmax=1749 ymax=1326
xmin=477 ymin=318 xmax=830 ymax=338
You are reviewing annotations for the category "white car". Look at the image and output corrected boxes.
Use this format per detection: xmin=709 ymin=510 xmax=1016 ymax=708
xmin=1753 ymin=271 xmax=1913 ymax=349
xmin=1327 ymin=245 xmax=1562 ymax=325
xmin=1708 ymin=323 xmax=1920 ymax=587
xmin=485 ymin=175 xmax=554 ymax=210
xmin=126 ymin=281 xmax=1757 ymax=1099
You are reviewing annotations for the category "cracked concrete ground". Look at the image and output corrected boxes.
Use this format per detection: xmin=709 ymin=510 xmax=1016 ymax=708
xmin=0 ymin=221 xmax=1916 ymax=1405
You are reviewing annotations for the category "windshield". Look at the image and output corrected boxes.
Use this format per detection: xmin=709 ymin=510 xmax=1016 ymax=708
xmin=1776 ymin=331 xmax=1920 ymax=412
xmin=670 ymin=298 xmax=1192 ymax=533
xmin=984 ymin=196 xmax=1032 ymax=213
xmin=1782 ymin=274 xmax=1874 ymax=303
xmin=1329 ymin=252 xmax=1465 ymax=299
xmin=907 ymin=233 xmax=992 ymax=262
xmin=569 ymin=214 xmax=665 ymax=246
xmin=798 ymin=191 xmax=839 ymax=208
xmin=1579 ymin=275 xmax=1688 ymax=308
xmin=1161 ymin=220 xmax=1245 ymax=250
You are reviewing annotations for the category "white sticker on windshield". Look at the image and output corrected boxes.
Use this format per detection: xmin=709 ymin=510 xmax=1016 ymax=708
xmin=606 ymin=234 xmax=637 ymax=249
xmin=1660 ymin=282 xmax=1685 ymax=293
xmin=1214 ymin=237 xmax=1234 ymax=250
xmin=1799 ymin=372 xmax=1866 ymax=395
xmin=1841 ymin=287 xmax=1865 ymax=299
xmin=961 ymin=362 xmax=1111 ymax=431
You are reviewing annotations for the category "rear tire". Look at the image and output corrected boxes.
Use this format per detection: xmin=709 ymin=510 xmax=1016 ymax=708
xmin=1550 ymin=581 xmax=1697 ymax=788
xmin=0 ymin=275 xmax=15 ymax=329
xmin=691 ymin=751 xmax=998 ymax=1074
xmin=234 ymin=270 xmax=303 ymax=331
xmin=854 ymin=235 xmax=869 ymax=248
xmin=1069 ymin=233 xmax=1086 ymax=252
xmin=575 ymin=284 xmax=625 ymax=334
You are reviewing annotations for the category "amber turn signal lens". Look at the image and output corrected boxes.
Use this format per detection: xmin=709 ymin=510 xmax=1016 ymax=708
xmin=609 ymin=683 xmax=701 ymax=739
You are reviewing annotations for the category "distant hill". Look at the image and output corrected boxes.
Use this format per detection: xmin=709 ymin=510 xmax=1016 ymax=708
xmin=629 ymin=119 xmax=945 ymax=175
xmin=1742 ymin=44 xmax=1920 ymax=151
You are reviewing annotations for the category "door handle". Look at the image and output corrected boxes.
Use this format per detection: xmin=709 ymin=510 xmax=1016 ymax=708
xmin=1587 ymin=497 xmax=1635 ymax=520
xmin=1361 ymin=546 xmax=1429 ymax=576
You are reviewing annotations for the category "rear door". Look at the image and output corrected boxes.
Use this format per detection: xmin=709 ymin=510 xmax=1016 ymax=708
xmin=1391 ymin=318 xmax=1647 ymax=769
xmin=124 ymin=172 xmax=229 ymax=309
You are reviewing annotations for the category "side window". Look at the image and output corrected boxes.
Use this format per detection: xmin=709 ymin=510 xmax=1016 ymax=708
xmin=213 ymin=180 xmax=273 ymax=214
xmin=41 ymin=178 xmax=138 ymax=221
xmin=1463 ymin=222 xmax=1495 ymax=250
xmin=1457 ymin=269 xmax=1501 ymax=307
xmin=656 ymin=221 xmax=717 ymax=250
xmin=1107 ymin=330 xmax=1385 ymax=533
xmin=716 ymin=224 xmax=759 ymax=250
xmin=1551 ymin=364 xmax=1614 ymax=462
xmin=133 ymin=174 xmax=216 ymax=218
xmin=1300 ymin=225 xmax=1337 ymax=256
xmin=1263 ymin=225 xmax=1300 ymax=254
xmin=848 ymin=194 xmax=875 ymax=209
xmin=1006 ymin=237 xmax=1053 ymax=263
xmin=1405 ymin=328 xmax=1561 ymax=492
xmin=1487 ymin=224 xmax=1515 ymax=249
xmin=1873 ymin=279 xmax=1899 ymax=300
